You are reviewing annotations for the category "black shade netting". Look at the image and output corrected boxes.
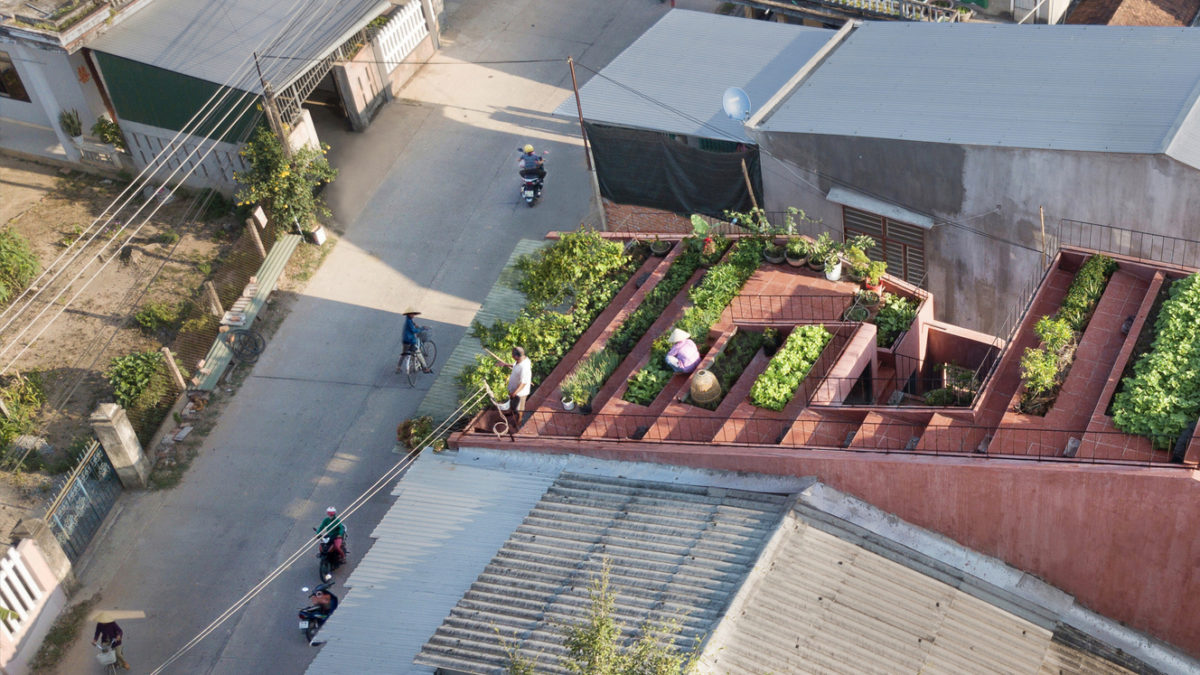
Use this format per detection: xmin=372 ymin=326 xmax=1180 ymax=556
xmin=585 ymin=122 xmax=763 ymax=219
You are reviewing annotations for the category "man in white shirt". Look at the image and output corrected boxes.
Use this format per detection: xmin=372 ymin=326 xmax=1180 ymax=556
xmin=501 ymin=346 xmax=532 ymax=428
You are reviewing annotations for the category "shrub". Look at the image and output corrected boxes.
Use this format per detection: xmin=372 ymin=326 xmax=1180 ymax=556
xmin=135 ymin=301 xmax=180 ymax=334
xmin=516 ymin=228 xmax=628 ymax=307
xmin=156 ymin=229 xmax=180 ymax=246
xmin=749 ymin=325 xmax=832 ymax=411
xmin=1112 ymin=273 xmax=1200 ymax=448
xmin=234 ymin=125 xmax=338 ymax=232
xmin=457 ymin=230 xmax=636 ymax=411
xmin=0 ymin=228 xmax=40 ymax=305
xmin=1057 ymin=254 xmax=1118 ymax=332
xmin=90 ymin=116 xmax=125 ymax=151
xmin=107 ymin=351 xmax=169 ymax=411
xmin=561 ymin=348 xmax=622 ymax=407
xmin=1017 ymin=255 xmax=1117 ymax=414
xmin=873 ymin=293 xmax=917 ymax=347
xmin=623 ymin=365 xmax=673 ymax=407
xmin=0 ymin=373 xmax=45 ymax=457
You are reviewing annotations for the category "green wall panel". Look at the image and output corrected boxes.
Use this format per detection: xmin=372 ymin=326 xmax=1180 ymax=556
xmin=92 ymin=51 xmax=261 ymax=143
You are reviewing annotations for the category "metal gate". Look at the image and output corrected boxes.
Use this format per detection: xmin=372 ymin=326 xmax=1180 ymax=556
xmin=44 ymin=441 xmax=123 ymax=562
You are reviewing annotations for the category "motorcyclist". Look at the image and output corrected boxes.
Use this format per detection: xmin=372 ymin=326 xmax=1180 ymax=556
xmin=317 ymin=507 xmax=347 ymax=563
xmin=518 ymin=144 xmax=546 ymax=183
xmin=311 ymin=587 xmax=339 ymax=619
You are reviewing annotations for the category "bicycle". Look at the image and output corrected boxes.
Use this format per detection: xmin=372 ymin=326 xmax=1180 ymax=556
xmin=95 ymin=642 xmax=118 ymax=674
xmin=396 ymin=326 xmax=437 ymax=386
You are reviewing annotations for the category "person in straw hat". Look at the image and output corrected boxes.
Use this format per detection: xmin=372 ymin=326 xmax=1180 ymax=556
xmin=92 ymin=611 xmax=130 ymax=669
xmin=398 ymin=308 xmax=433 ymax=374
xmin=665 ymin=328 xmax=700 ymax=374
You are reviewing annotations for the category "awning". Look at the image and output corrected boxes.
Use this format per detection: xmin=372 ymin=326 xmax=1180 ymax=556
xmin=826 ymin=186 xmax=934 ymax=230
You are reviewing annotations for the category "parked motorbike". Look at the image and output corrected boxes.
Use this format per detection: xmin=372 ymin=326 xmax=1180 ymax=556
xmin=314 ymin=526 xmax=347 ymax=581
xmin=298 ymin=581 xmax=339 ymax=644
xmin=518 ymin=148 xmax=547 ymax=207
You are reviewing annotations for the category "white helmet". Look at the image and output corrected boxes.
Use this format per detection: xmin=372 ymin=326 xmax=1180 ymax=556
xmin=326 ymin=507 xmax=337 ymax=516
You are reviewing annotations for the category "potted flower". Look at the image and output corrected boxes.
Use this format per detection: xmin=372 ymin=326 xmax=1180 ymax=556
xmin=649 ymin=236 xmax=672 ymax=256
xmin=808 ymin=233 xmax=834 ymax=272
xmin=785 ymin=236 xmax=810 ymax=267
xmin=762 ymin=239 xmax=785 ymax=264
xmin=864 ymin=260 xmax=887 ymax=292
xmin=59 ymin=109 xmax=83 ymax=143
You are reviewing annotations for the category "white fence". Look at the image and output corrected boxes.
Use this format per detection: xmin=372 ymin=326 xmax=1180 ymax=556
xmin=0 ymin=547 xmax=45 ymax=642
xmin=122 ymin=120 xmax=246 ymax=192
xmin=377 ymin=0 xmax=429 ymax=68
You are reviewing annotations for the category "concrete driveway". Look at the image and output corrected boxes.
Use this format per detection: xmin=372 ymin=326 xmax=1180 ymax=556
xmin=57 ymin=0 xmax=717 ymax=673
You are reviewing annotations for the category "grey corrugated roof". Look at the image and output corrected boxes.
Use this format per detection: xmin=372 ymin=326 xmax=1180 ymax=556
xmin=754 ymin=22 xmax=1200 ymax=167
xmin=415 ymin=472 xmax=790 ymax=674
xmin=304 ymin=451 xmax=558 ymax=674
xmin=89 ymin=0 xmax=389 ymax=94
xmin=698 ymin=513 xmax=1140 ymax=674
xmin=552 ymin=10 xmax=832 ymax=143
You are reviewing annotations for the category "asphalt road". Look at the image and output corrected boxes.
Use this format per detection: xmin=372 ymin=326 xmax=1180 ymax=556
xmin=57 ymin=0 xmax=716 ymax=673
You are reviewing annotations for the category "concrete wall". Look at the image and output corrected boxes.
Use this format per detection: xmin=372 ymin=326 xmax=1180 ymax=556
xmin=465 ymin=438 xmax=1200 ymax=657
xmin=0 ymin=38 xmax=101 ymax=162
xmin=0 ymin=540 xmax=68 ymax=674
xmin=755 ymin=130 xmax=1200 ymax=334
xmin=121 ymin=119 xmax=246 ymax=192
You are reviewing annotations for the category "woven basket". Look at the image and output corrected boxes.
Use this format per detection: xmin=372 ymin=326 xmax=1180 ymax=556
xmin=690 ymin=369 xmax=721 ymax=404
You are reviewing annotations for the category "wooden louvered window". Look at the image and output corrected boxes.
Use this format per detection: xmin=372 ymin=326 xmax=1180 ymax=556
xmin=843 ymin=206 xmax=925 ymax=285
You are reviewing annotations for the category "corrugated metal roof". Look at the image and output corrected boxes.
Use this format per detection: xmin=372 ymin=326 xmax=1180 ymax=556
xmin=89 ymin=0 xmax=389 ymax=94
xmin=304 ymin=451 xmax=557 ymax=674
xmin=755 ymin=22 xmax=1200 ymax=166
xmin=414 ymin=473 xmax=790 ymax=674
xmin=697 ymin=511 xmax=1139 ymax=675
xmin=552 ymin=10 xmax=832 ymax=143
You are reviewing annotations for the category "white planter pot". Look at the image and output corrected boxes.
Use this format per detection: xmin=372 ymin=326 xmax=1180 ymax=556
xmin=307 ymin=225 xmax=327 ymax=246
xmin=824 ymin=261 xmax=843 ymax=281
xmin=561 ymin=397 xmax=576 ymax=411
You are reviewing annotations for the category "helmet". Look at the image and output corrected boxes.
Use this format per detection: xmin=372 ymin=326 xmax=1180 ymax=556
xmin=326 ymin=507 xmax=337 ymax=515
xmin=523 ymin=144 xmax=534 ymax=154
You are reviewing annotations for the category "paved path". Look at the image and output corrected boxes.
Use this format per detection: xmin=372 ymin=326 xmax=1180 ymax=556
xmin=57 ymin=0 xmax=714 ymax=673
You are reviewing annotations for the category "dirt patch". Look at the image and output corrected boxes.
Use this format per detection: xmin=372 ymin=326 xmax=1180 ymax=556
xmin=0 ymin=157 xmax=243 ymax=529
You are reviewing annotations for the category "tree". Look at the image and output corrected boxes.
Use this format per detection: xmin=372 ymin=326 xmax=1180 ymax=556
xmin=555 ymin=561 xmax=700 ymax=675
xmin=234 ymin=126 xmax=337 ymax=232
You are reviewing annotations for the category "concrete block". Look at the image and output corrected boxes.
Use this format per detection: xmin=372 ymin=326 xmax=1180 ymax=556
xmin=89 ymin=404 xmax=149 ymax=489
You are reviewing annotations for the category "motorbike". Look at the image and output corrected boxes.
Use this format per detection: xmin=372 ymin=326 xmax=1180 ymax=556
xmin=314 ymin=526 xmax=347 ymax=581
xmin=518 ymin=148 xmax=548 ymax=207
xmin=298 ymin=581 xmax=339 ymax=644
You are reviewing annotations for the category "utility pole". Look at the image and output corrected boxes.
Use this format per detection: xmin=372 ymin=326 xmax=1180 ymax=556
xmin=567 ymin=57 xmax=591 ymax=171
xmin=254 ymin=52 xmax=292 ymax=158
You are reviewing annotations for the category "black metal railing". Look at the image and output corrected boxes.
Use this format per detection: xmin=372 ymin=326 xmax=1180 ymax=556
xmin=44 ymin=440 xmax=123 ymax=562
xmin=494 ymin=411 xmax=1184 ymax=468
xmin=1057 ymin=219 xmax=1200 ymax=271
xmin=728 ymin=294 xmax=855 ymax=323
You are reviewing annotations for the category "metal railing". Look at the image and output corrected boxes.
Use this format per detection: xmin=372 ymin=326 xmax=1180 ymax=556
xmin=495 ymin=411 xmax=1182 ymax=468
xmin=729 ymin=294 xmax=855 ymax=323
xmin=1057 ymin=219 xmax=1200 ymax=271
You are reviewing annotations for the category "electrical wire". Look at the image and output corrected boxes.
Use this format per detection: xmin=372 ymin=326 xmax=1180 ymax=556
xmin=0 ymin=0 xmax=360 ymax=375
xmin=148 ymin=389 xmax=490 ymax=674
xmin=569 ymin=60 xmax=1048 ymax=256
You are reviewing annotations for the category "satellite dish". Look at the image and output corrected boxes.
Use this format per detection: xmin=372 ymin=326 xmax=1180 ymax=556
xmin=722 ymin=87 xmax=751 ymax=121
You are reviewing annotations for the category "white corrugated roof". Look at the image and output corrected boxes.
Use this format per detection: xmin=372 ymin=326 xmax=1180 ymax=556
xmin=552 ymin=10 xmax=832 ymax=143
xmin=304 ymin=451 xmax=557 ymax=674
xmin=89 ymin=0 xmax=389 ymax=94
xmin=754 ymin=22 xmax=1200 ymax=166
xmin=415 ymin=472 xmax=790 ymax=674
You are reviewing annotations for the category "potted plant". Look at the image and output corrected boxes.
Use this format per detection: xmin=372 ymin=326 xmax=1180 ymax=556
xmin=91 ymin=115 xmax=126 ymax=152
xmin=649 ymin=236 xmax=672 ymax=256
xmin=59 ymin=109 xmax=83 ymax=143
xmin=856 ymin=288 xmax=880 ymax=307
xmin=844 ymin=304 xmax=869 ymax=321
xmin=864 ymin=260 xmax=887 ymax=292
xmin=843 ymin=235 xmax=874 ymax=282
xmin=823 ymin=249 xmax=843 ymax=281
xmin=762 ymin=327 xmax=780 ymax=357
xmin=808 ymin=233 xmax=833 ymax=272
xmin=785 ymin=236 xmax=810 ymax=267
xmin=762 ymin=239 xmax=785 ymax=264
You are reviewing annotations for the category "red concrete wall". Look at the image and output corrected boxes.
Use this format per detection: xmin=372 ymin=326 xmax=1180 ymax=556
xmin=459 ymin=436 xmax=1200 ymax=656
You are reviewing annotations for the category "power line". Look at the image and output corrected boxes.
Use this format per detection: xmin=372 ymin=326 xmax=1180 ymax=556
xmin=257 ymin=53 xmax=565 ymax=66
xmin=148 ymin=391 xmax=488 ymax=674
xmin=569 ymin=60 xmax=1047 ymax=256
